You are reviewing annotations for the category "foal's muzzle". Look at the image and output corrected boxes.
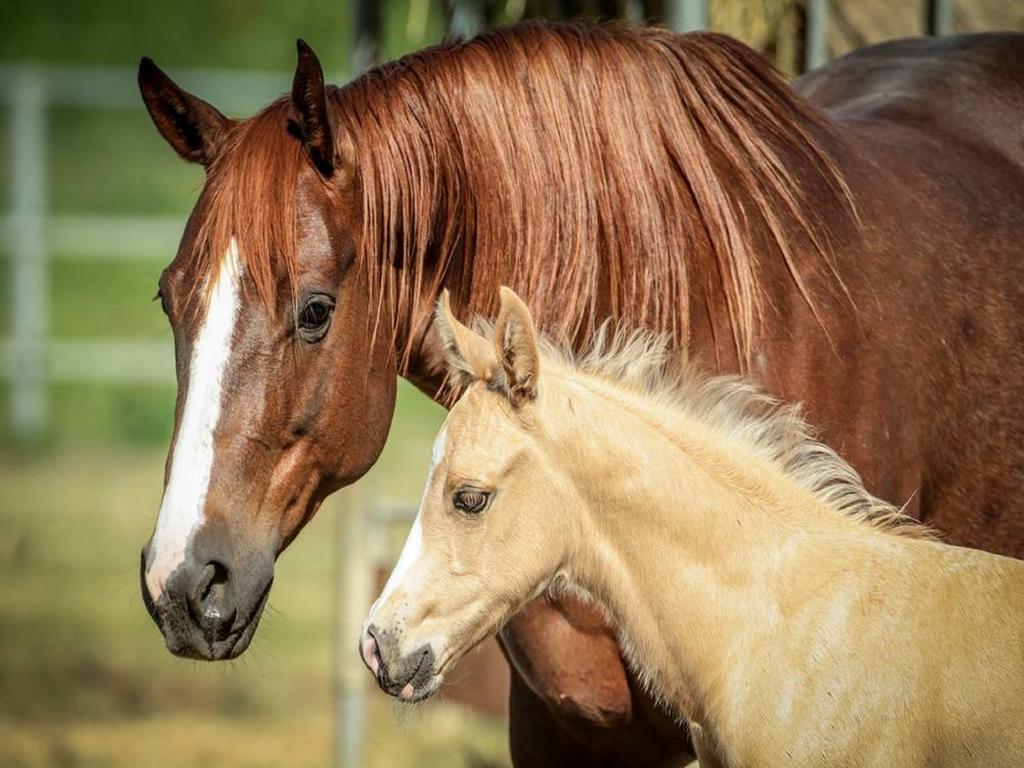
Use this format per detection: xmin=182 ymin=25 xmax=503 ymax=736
xmin=360 ymin=624 xmax=440 ymax=702
xmin=140 ymin=535 xmax=274 ymax=661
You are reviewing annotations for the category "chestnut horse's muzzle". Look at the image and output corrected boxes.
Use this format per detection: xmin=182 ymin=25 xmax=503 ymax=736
xmin=140 ymin=532 xmax=274 ymax=661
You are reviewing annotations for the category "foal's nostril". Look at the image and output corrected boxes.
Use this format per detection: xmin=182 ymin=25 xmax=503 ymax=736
xmin=361 ymin=628 xmax=382 ymax=678
xmin=188 ymin=560 xmax=236 ymax=641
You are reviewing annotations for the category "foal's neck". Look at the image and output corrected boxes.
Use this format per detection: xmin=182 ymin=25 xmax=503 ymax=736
xmin=555 ymin=376 xmax=875 ymax=733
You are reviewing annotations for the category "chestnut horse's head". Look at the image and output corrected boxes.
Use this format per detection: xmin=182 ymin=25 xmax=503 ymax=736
xmin=137 ymin=43 xmax=396 ymax=660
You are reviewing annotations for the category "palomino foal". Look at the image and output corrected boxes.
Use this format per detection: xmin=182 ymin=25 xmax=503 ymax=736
xmin=362 ymin=288 xmax=1024 ymax=767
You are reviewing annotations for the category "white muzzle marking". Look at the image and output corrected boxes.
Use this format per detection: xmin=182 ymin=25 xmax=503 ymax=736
xmin=145 ymin=241 xmax=242 ymax=601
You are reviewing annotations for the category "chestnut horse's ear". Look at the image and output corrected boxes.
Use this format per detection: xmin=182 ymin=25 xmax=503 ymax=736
xmin=495 ymin=287 xmax=540 ymax=407
xmin=291 ymin=39 xmax=335 ymax=178
xmin=138 ymin=57 xmax=232 ymax=166
xmin=435 ymin=290 xmax=497 ymax=388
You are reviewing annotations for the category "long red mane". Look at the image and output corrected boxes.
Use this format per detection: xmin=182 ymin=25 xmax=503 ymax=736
xmin=193 ymin=21 xmax=852 ymax=364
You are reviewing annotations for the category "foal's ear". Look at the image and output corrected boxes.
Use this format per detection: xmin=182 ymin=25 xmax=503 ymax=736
xmin=435 ymin=290 xmax=497 ymax=387
xmin=291 ymin=39 xmax=335 ymax=178
xmin=495 ymin=287 xmax=540 ymax=407
xmin=138 ymin=57 xmax=233 ymax=166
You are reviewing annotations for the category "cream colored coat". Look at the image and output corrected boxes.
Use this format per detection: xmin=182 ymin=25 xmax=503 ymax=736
xmin=362 ymin=288 xmax=1024 ymax=767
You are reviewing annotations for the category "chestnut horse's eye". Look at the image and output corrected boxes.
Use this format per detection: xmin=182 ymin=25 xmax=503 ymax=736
xmin=452 ymin=488 xmax=491 ymax=515
xmin=297 ymin=294 xmax=335 ymax=342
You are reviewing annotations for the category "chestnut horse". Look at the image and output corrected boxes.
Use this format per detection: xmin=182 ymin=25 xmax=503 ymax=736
xmin=137 ymin=22 xmax=1024 ymax=767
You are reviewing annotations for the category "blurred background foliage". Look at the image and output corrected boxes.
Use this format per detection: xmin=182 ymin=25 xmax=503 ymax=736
xmin=1 ymin=2 xmax=1022 ymax=767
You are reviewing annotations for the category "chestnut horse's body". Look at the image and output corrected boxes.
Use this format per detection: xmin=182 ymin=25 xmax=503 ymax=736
xmin=138 ymin=24 xmax=1024 ymax=767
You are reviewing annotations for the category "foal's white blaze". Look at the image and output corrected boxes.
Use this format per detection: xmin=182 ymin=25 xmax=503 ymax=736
xmin=145 ymin=241 xmax=242 ymax=601
xmin=372 ymin=427 xmax=448 ymax=610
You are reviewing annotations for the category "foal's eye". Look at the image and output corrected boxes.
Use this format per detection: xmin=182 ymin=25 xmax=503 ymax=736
xmin=297 ymin=294 xmax=335 ymax=342
xmin=452 ymin=488 xmax=490 ymax=515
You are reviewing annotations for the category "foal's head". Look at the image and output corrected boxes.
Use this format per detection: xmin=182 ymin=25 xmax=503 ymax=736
xmin=361 ymin=288 xmax=576 ymax=702
xmin=137 ymin=44 xmax=396 ymax=660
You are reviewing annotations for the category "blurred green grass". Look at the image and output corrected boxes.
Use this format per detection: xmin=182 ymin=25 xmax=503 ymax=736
xmin=0 ymin=445 xmax=509 ymax=768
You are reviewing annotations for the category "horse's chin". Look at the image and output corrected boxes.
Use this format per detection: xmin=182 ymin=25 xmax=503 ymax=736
xmin=155 ymin=577 xmax=272 ymax=662
xmin=396 ymin=674 xmax=445 ymax=704
xmin=180 ymin=606 xmax=265 ymax=661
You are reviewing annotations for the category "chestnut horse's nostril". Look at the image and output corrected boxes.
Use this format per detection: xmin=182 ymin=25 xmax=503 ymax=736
xmin=188 ymin=560 xmax=236 ymax=641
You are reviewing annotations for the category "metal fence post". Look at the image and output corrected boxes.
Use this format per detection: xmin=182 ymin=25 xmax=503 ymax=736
xmin=666 ymin=0 xmax=708 ymax=32
xmin=334 ymin=482 xmax=372 ymax=768
xmin=805 ymin=0 xmax=829 ymax=71
xmin=7 ymin=66 xmax=48 ymax=440
xmin=352 ymin=0 xmax=382 ymax=75
xmin=927 ymin=0 xmax=954 ymax=35
xmin=449 ymin=0 xmax=485 ymax=38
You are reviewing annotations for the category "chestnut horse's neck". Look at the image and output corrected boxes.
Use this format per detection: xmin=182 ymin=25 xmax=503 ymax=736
xmin=328 ymin=22 xmax=856 ymax=396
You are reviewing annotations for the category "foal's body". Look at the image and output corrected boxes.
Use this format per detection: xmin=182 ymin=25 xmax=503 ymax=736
xmin=561 ymin=375 xmax=1024 ymax=767
xmin=363 ymin=290 xmax=1024 ymax=767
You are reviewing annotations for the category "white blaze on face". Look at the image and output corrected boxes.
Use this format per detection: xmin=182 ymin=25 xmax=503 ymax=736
xmin=372 ymin=426 xmax=448 ymax=609
xmin=145 ymin=240 xmax=242 ymax=601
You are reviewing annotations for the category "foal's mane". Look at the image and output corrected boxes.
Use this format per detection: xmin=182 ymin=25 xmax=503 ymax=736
xmin=193 ymin=21 xmax=853 ymax=364
xmin=536 ymin=325 xmax=931 ymax=539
